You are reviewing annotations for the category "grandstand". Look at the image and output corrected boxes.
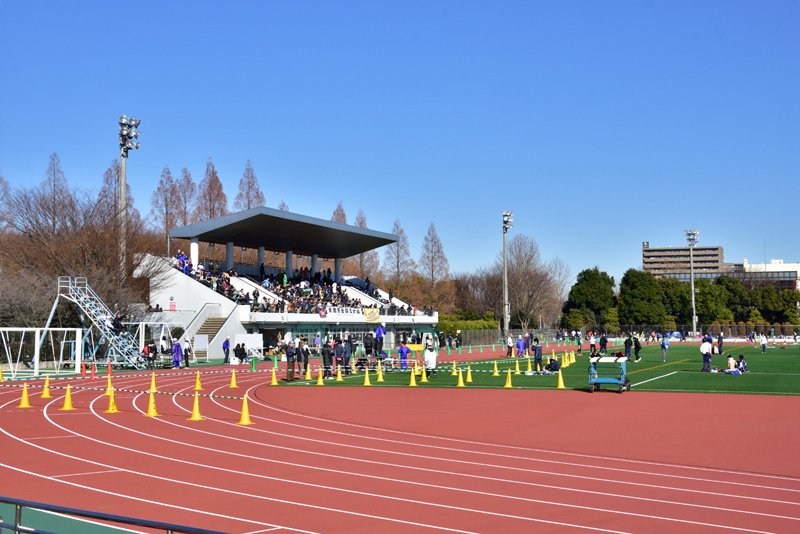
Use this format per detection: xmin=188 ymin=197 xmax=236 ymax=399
xmin=138 ymin=206 xmax=438 ymax=360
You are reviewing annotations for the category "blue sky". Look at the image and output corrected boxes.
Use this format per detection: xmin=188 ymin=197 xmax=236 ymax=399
xmin=1 ymin=0 xmax=797 ymax=285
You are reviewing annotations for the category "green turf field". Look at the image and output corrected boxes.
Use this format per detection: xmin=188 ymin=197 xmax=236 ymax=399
xmin=0 ymin=503 xmax=135 ymax=533
xmin=289 ymin=342 xmax=800 ymax=395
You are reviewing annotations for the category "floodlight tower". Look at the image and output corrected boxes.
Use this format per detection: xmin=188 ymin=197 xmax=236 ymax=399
xmin=118 ymin=115 xmax=141 ymax=284
xmin=684 ymin=229 xmax=699 ymax=338
xmin=502 ymin=210 xmax=513 ymax=340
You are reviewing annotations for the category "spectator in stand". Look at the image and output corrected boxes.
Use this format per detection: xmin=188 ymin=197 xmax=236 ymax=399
xmin=398 ymin=340 xmax=411 ymax=370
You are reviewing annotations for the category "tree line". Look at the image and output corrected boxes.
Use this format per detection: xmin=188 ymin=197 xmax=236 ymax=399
xmin=562 ymin=267 xmax=800 ymax=334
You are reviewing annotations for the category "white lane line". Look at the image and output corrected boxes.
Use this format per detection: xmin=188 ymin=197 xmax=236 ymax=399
xmin=52 ymin=468 xmax=123 ymax=478
xmin=26 ymin=435 xmax=79 ymax=440
xmin=632 ymin=371 xmax=678 ymax=387
xmin=242 ymin=376 xmax=800 ymax=484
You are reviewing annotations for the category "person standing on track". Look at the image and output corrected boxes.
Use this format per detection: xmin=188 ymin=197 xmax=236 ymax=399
xmin=222 ymin=336 xmax=231 ymax=364
xmin=398 ymin=340 xmax=411 ymax=370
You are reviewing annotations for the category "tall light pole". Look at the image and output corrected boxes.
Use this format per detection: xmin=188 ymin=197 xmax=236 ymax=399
xmin=685 ymin=229 xmax=699 ymax=338
xmin=502 ymin=210 xmax=513 ymax=340
xmin=118 ymin=115 xmax=141 ymax=285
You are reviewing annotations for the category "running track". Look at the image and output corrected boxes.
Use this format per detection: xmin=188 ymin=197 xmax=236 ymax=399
xmin=0 ymin=368 xmax=799 ymax=533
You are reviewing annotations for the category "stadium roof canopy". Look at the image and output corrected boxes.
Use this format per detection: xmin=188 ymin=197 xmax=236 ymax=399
xmin=169 ymin=206 xmax=397 ymax=258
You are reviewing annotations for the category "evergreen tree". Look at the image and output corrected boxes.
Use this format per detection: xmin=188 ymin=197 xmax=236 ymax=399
xmin=563 ymin=267 xmax=616 ymax=324
xmin=618 ymin=269 xmax=666 ymax=326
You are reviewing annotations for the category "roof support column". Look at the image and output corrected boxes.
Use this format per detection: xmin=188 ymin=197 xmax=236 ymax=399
xmin=311 ymin=254 xmax=318 ymax=276
xmin=334 ymin=257 xmax=342 ymax=282
xmin=190 ymin=238 xmax=199 ymax=271
xmin=286 ymin=251 xmax=293 ymax=277
xmin=225 ymin=242 xmax=234 ymax=271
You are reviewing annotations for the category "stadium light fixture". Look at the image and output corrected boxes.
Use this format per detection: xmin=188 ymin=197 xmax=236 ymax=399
xmin=684 ymin=229 xmax=700 ymax=337
xmin=502 ymin=210 xmax=513 ymax=339
xmin=118 ymin=114 xmax=141 ymax=285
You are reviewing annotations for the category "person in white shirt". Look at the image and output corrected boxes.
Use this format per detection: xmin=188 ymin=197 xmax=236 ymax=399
xmin=700 ymin=339 xmax=713 ymax=372
xmin=423 ymin=344 xmax=437 ymax=379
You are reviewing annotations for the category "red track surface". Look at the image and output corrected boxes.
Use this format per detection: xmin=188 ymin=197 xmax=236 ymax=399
xmin=1 ymin=367 xmax=798 ymax=533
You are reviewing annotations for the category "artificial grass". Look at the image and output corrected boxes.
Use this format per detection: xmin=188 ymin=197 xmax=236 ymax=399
xmin=287 ymin=342 xmax=800 ymax=396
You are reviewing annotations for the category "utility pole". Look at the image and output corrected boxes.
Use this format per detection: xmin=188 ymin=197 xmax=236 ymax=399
xmin=685 ymin=229 xmax=699 ymax=338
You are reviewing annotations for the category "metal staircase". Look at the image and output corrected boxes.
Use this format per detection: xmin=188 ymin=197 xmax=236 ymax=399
xmin=50 ymin=276 xmax=146 ymax=369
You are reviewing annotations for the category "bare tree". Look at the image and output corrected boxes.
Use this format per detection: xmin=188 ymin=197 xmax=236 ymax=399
xmin=354 ymin=209 xmax=379 ymax=279
xmin=277 ymin=200 xmax=289 ymax=211
xmin=418 ymin=223 xmax=450 ymax=299
xmin=175 ymin=168 xmax=196 ymax=226
xmin=0 ymin=173 xmax=10 ymax=228
xmin=41 ymin=153 xmax=74 ymax=233
xmin=382 ymin=219 xmax=415 ymax=291
xmin=331 ymin=201 xmax=347 ymax=224
xmin=233 ymin=160 xmax=265 ymax=211
xmin=193 ymin=159 xmax=228 ymax=222
xmin=150 ymin=166 xmax=177 ymax=252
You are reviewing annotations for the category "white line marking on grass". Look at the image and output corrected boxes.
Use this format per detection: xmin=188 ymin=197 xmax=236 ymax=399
xmin=631 ymin=372 xmax=678 ymax=388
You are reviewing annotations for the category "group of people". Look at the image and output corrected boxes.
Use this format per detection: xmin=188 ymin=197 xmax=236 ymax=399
xmin=143 ymin=336 xmax=192 ymax=370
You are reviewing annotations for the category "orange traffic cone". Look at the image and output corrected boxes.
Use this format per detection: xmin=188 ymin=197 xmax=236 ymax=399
xmin=188 ymin=392 xmax=203 ymax=421
xmin=503 ymin=369 xmax=513 ymax=388
xmin=107 ymin=361 xmax=112 ymax=375
xmin=18 ymin=383 xmax=32 ymax=408
xmin=104 ymin=387 xmax=119 ymax=414
xmin=41 ymin=376 xmax=53 ymax=399
xmin=144 ymin=391 xmax=159 ymax=417
xmin=237 ymin=396 xmax=254 ymax=425
xmin=90 ymin=364 xmax=97 ymax=380
xmin=60 ymin=385 xmax=76 ymax=411
xmin=80 ymin=361 xmax=86 ymax=377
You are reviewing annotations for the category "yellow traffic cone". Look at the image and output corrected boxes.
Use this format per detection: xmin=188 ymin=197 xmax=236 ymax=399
xmin=304 ymin=364 xmax=312 ymax=381
xmin=376 ymin=363 xmax=384 ymax=383
xmin=420 ymin=365 xmax=429 ymax=383
xmin=466 ymin=366 xmax=473 ymax=383
xmin=526 ymin=357 xmax=532 ymax=373
xmin=456 ymin=368 xmax=466 ymax=387
xmin=492 ymin=360 xmax=500 ymax=377
xmin=237 ymin=396 xmax=254 ymax=425
xmin=316 ymin=368 xmax=324 ymax=386
xmin=0 ymin=366 xmax=4 ymax=381
xmin=335 ymin=364 xmax=343 ymax=382
xmin=60 ymin=385 xmax=76 ymax=411
xmin=148 ymin=372 xmax=157 ymax=393
xmin=363 ymin=367 xmax=372 ymax=386
xmin=41 ymin=376 xmax=53 ymax=399
xmin=514 ymin=358 xmax=521 ymax=375
xmin=104 ymin=387 xmax=119 ymax=414
xmin=104 ymin=374 xmax=112 ymax=396
xmin=194 ymin=370 xmax=203 ymax=391
xmin=557 ymin=369 xmax=566 ymax=390
xmin=570 ymin=351 xmax=576 ymax=364
xmin=451 ymin=359 xmax=457 ymax=376
xmin=18 ymin=383 xmax=32 ymax=408
xmin=230 ymin=370 xmax=238 ymax=389
xmin=144 ymin=391 xmax=159 ymax=417
xmin=503 ymin=369 xmax=513 ymax=388
xmin=188 ymin=392 xmax=203 ymax=421
xmin=350 ymin=357 xmax=356 ymax=373
xmin=270 ymin=367 xmax=279 ymax=386
xmin=408 ymin=368 xmax=418 ymax=387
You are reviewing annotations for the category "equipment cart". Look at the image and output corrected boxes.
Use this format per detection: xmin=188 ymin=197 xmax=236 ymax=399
xmin=588 ymin=355 xmax=631 ymax=393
